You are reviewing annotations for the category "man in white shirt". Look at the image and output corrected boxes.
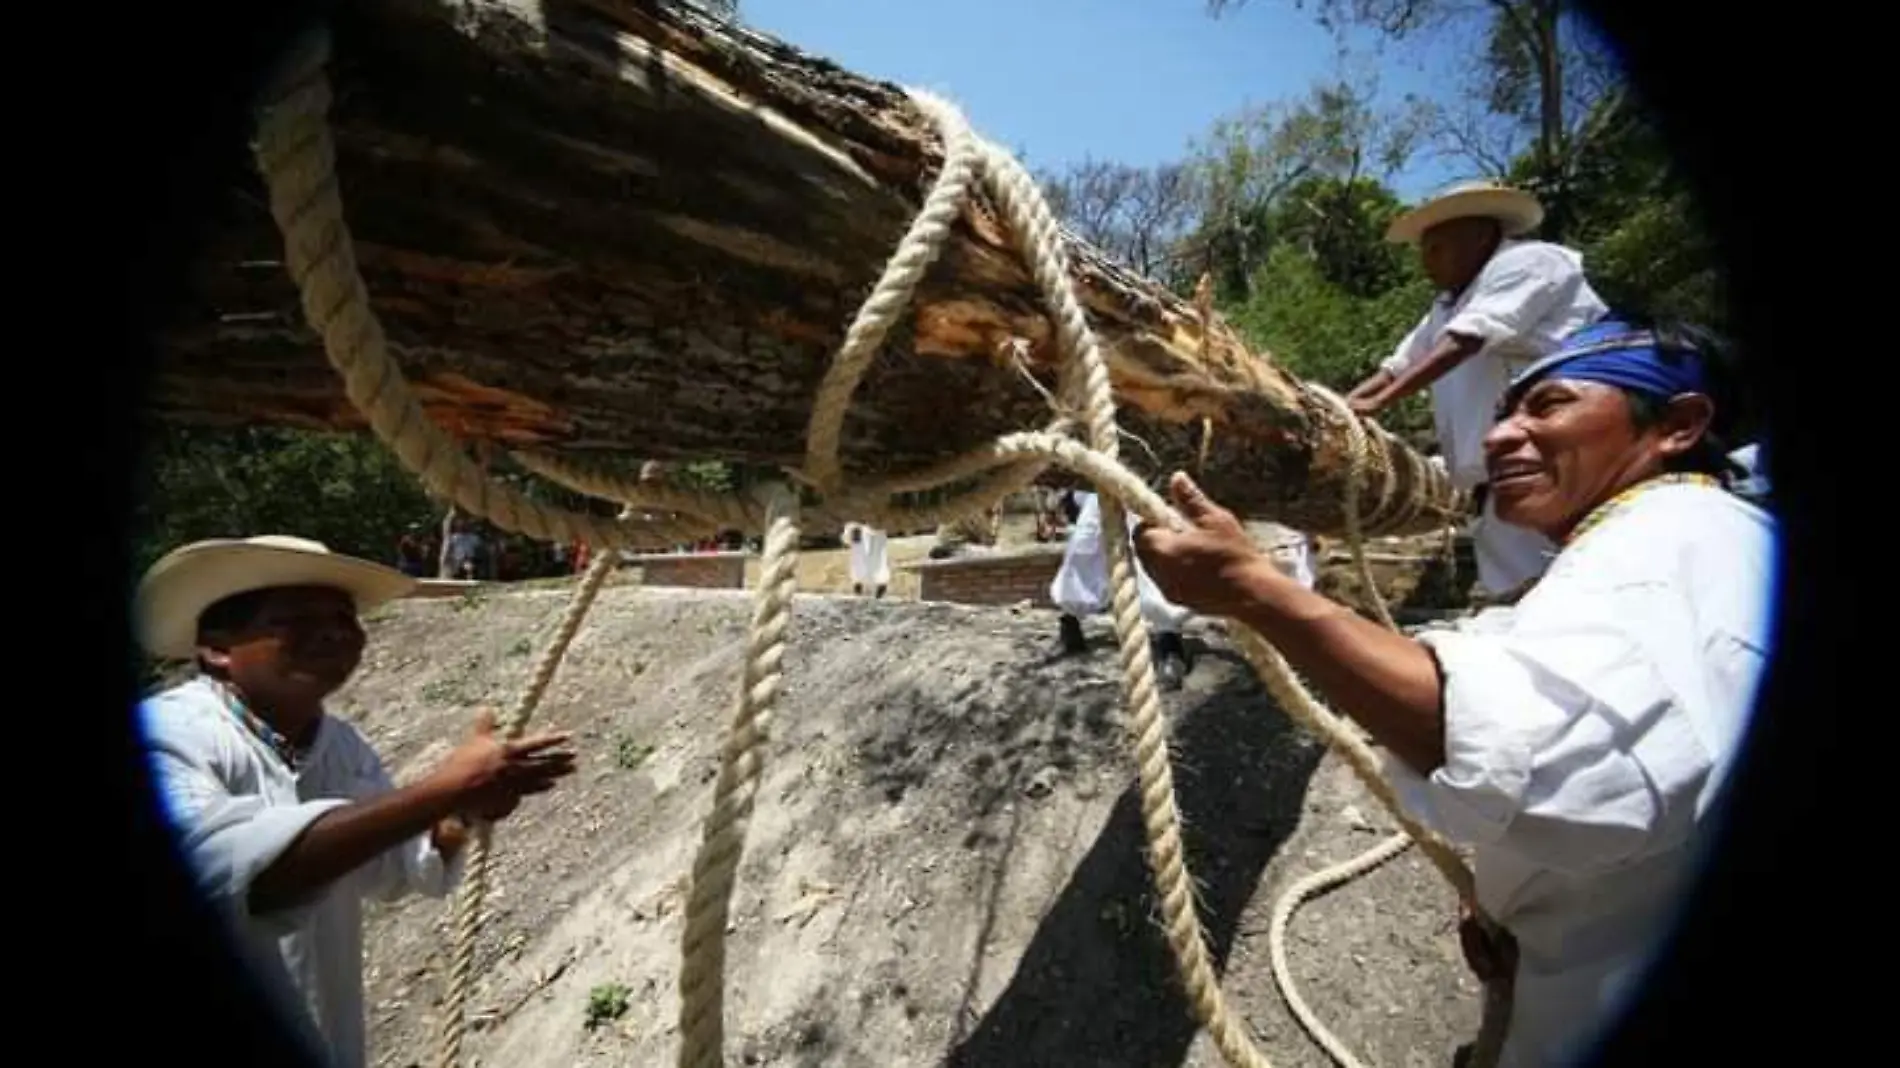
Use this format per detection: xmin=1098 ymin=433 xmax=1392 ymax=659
xmin=843 ymin=521 xmax=891 ymax=598
xmin=1726 ymin=440 xmax=1771 ymax=504
xmin=1259 ymin=522 xmax=1319 ymax=590
xmin=1345 ymin=180 xmax=1609 ymax=598
xmin=1051 ymin=489 xmax=1195 ymax=690
xmin=135 ymin=535 xmax=578 ymax=1068
xmin=1135 ymin=318 xmax=1773 ymax=1066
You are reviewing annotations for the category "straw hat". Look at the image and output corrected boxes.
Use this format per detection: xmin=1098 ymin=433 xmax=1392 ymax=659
xmin=135 ymin=535 xmax=416 ymax=660
xmin=1386 ymin=179 xmax=1544 ymax=244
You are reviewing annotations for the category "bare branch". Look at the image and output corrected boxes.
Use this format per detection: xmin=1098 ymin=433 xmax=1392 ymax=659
xmin=1424 ymin=98 xmax=1519 ymax=176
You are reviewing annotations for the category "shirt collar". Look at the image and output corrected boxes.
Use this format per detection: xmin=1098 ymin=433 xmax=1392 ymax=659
xmin=1436 ymin=238 xmax=1525 ymax=305
xmin=198 ymin=676 xmax=323 ymax=772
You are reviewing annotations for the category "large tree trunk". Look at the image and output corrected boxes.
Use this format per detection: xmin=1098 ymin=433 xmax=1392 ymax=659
xmin=149 ymin=0 xmax=1457 ymax=535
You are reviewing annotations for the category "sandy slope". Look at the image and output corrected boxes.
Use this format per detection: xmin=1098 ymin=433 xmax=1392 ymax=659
xmin=339 ymin=569 xmax=1481 ymax=1068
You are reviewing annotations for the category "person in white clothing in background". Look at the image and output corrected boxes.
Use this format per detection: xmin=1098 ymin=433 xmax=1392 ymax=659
xmin=1346 ymin=180 xmax=1610 ymax=601
xmin=1260 ymin=523 xmax=1319 ymax=590
xmin=135 ymin=536 xmax=578 ymax=1068
xmin=843 ymin=521 xmax=891 ymax=598
xmin=1136 ymin=318 xmax=1773 ymax=1066
xmin=1726 ymin=439 xmax=1771 ymax=505
xmin=1050 ymin=489 xmax=1195 ymax=690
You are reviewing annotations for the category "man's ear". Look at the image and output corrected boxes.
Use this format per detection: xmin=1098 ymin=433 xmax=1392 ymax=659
xmin=1655 ymin=392 xmax=1717 ymax=461
xmin=194 ymin=629 xmax=238 ymax=674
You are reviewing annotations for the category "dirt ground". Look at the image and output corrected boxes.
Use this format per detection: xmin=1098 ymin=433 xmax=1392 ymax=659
xmin=338 ymin=533 xmax=1482 ymax=1068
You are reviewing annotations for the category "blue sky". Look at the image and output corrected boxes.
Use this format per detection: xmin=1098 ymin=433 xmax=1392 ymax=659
xmin=741 ymin=0 xmax=1474 ymax=200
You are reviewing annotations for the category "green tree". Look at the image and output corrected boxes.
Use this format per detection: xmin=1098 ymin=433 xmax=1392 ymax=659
xmin=1208 ymin=0 xmax=1624 ymax=243
xmin=1225 ymin=243 xmax=1438 ymax=442
xmin=1181 ymin=76 xmax=1431 ymax=300
xmin=1204 ymin=0 xmax=1729 ymax=332
xmin=1261 ymin=173 xmax=1415 ymax=298
xmin=131 ymin=425 xmax=441 ymax=577
xmin=1525 ymin=93 xmax=1726 ymax=331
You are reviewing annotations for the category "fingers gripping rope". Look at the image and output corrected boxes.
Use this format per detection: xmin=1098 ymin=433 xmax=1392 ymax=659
xmin=437 ymin=531 xmax=625 ymax=1068
xmin=250 ymin=30 xmax=1503 ymax=1068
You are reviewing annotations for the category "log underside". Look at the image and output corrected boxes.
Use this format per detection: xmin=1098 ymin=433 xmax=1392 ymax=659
xmin=148 ymin=0 xmax=1454 ymax=535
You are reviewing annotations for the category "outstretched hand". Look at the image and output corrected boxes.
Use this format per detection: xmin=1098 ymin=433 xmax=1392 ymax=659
xmin=1132 ymin=472 xmax=1268 ymax=617
xmin=433 ymin=709 xmax=578 ymax=822
xmin=1347 ymin=394 xmax=1385 ymax=417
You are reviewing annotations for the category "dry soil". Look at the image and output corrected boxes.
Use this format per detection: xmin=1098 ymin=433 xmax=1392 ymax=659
xmin=336 ymin=533 xmax=1483 ymax=1068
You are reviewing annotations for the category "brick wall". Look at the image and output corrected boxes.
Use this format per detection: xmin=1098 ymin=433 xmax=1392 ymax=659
xmin=905 ymin=547 xmax=1065 ymax=607
xmin=627 ymin=552 xmax=748 ymax=590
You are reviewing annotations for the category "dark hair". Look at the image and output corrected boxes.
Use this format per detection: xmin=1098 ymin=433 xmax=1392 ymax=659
xmin=1621 ymin=390 xmax=1734 ymax=477
xmin=193 ymin=588 xmax=270 ymax=674
xmin=198 ymin=588 xmax=269 ymax=638
xmin=1612 ymin=316 xmax=1754 ymax=479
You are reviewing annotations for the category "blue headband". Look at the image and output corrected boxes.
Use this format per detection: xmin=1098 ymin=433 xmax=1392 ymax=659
xmin=1506 ymin=321 xmax=1708 ymax=408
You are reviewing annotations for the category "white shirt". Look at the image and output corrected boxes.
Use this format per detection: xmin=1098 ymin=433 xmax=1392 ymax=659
xmin=1259 ymin=522 xmax=1318 ymax=590
xmin=140 ymin=677 xmax=464 ymax=1068
xmin=843 ymin=522 xmax=891 ymax=587
xmin=1728 ymin=443 xmax=1770 ymax=499
xmin=1381 ymin=240 xmax=1608 ymax=489
xmin=446 ymin=531 xmax=480 ymax=567
xmin=1381 ymin=483 xmax=1774 ymax=1066
xmin=1049 ymin=491 xmax=1191 ymax=630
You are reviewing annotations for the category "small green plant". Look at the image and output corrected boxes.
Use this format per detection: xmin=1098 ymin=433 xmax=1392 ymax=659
xmin=614 ymin=736 xmax=654 ymax=770
xmin=420 ymin=678 xmax=461 ymax=704
xmin=507 ymin=637 xmax=533 ymax=657
xmin=584 ymin=982 xmax=631 ymax=1031
xmin=451 ymin=587 xmax=490 ymax=612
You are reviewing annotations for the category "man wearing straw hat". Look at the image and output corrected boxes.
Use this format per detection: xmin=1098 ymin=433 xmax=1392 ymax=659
xmin=1136 ymin=316 xmax=1772 ymax=1067
xmin=1346 ymin=180 xmax=1609 ymax=600
xmin=134 ymin=535 xmax=578 ymax=1068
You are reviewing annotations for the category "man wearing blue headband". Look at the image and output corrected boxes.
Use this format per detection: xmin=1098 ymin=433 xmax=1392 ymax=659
xmin=1345 ymin=180 xmax=1609 ymax=601
xmin=1134 ymin=317 xmax=1773 ymax=1067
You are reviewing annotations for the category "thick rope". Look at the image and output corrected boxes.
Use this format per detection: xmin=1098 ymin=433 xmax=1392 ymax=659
xmin=436 ymin=529 xmax=626 ymax=1068
xmin=981 ymin=127 xmax=1276 ymax=1068
xmin=1268 ymin=831 xmax=1414 ymax=1068
xmin=1254 ymin=387 xmax=1514 ymax=1067
xmin=251 ymin=32 xmax=1502 ymax=1068
xmin=677 ymin=483 xmax=801 ymax=1067
xmin=1311 ymin=383 xmax=1397 ymax=631
xmin=249 ymin=37 xmax=720 ymax=557
xmin=1256 ymin=381 xmax=1411 ymax=1068
xmin=801 ymin=91 xmax=982 ymax=498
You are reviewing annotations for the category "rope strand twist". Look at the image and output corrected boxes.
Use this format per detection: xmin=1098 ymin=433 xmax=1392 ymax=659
xmin=248 ymin=28 xmax=1505 ymax=1068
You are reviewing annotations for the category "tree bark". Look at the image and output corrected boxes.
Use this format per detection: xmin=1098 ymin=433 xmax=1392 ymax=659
xmin=149 ymin=0 xmax=1457 ymax=535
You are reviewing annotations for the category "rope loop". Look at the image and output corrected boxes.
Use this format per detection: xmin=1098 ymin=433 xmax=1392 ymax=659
xmin=248 ymin=38 xmax=1506 ymax=1068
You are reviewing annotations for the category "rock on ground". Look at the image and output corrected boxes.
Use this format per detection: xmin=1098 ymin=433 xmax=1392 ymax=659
xmin=339 ymin=582 xmax=1481 ymax=1068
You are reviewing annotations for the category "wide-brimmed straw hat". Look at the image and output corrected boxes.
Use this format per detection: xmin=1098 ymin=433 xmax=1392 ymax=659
xmin=135 ymin=535 xmax=416 ymax=661
xmin=1386 ymin=179 xmax=1544 ymax=244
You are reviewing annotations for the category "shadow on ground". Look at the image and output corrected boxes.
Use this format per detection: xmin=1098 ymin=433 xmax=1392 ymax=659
xmin=927 ymin=655 xmax=1325 ymax=1067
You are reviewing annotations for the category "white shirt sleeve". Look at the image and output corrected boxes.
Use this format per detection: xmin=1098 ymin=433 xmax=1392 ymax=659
xmin=1439 ymin=244 xmax=1577 ymax=347
xmin=143 ymin=713 xmax=350 ymax=936
xmin=333 ymin=726 xmax=466 ymax=903
xmin=1380 ymin=572 xmax=1713 ymax=876
xmin=1378 ymin=311 xmax=1434 ymax=376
